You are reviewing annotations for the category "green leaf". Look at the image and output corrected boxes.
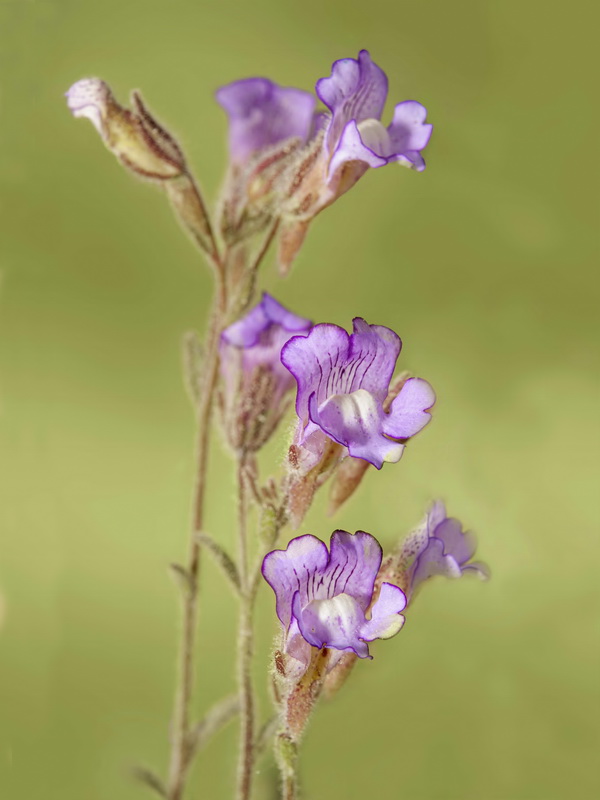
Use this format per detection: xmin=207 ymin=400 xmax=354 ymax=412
xmin=196 ymin=532 xmax=242 ymax=596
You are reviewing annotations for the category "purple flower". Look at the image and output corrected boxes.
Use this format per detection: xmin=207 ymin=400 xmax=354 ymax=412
xmin=216 ymin=50 xmax=432 ymax=270
xmin=219 ymin=293 xmax=312 ymax=451
xmin=216 ymin=78 xmax=316 ymax=165
xmin=281 ymin=318 xmax=435 ymax=471
xmin=316 ymin=49 xmax=432 ymax=190
xmin=262 ymin=531 xmax=406 ymax=662
xmin=401 ymin=501 xmax=490 ymax=600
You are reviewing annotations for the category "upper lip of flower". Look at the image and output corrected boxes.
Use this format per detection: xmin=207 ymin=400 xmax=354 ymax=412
xmin=280 ymin=317 xmax=435 ymax=469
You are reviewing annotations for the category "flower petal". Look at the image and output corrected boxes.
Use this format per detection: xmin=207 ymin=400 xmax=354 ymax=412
xmin=66 ymin=78 xmax=111 ymax=139
xmin=383 ymin=377 xmax=435 ymax=439
xmin=316 ymin=50 xmax=388 ymax=152
xmin=328 ymin=120 xmax=387 ymax=181
xmin=222 ymin=293 xmax=311 ymax=348
xmin=426 ymin=500 xmax=447 ymax=535
xmin=387 ymin=101 xmax=433 ymax=159
xmin=317 ymin=530 xmax=382 ymax=611
xmin=281 ymin=323 xmax=351 ymax=423
xmin=411 ymin=537 xmax=463 ymax=589
xmin=433 ymin=517 xmax=477 ymax=566
xmin=294 ymin=592 xmax=371 ymax=659
xmin=262 ymin=535 xmax=329 ymax=628
xmin=349 ymin=319 xmax=401 ymax=402
xmin=281 ymin=319 xmax=401 ymax=425
xmin=312 ymin=389 xmax=404 ymax=468
xmin=360 ymin=582 xmax=406 ymax=641
xmin=216 ymin=78 xmax=316 ymax=164
xmin=462 ymin=561 xmax=491 ymax=580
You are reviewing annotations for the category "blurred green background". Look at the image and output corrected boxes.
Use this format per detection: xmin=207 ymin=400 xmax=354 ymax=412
xmin=1 ymin=1 xmax=598 ymax=798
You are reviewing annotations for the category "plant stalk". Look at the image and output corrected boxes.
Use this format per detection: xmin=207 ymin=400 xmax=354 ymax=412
xmin=236 ymin=455 xmax=256 ymax=800
xmin=167 ymin=276 xmax=226 ymax=800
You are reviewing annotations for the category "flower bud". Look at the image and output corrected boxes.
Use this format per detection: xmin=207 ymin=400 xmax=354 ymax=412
xmin=66 ymin=78 xmax=186 ymax=180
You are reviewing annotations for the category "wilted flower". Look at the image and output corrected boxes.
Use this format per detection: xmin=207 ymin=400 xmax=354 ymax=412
xmin=219 ymin=293 xmax=312 ymax=452
xmin=282 ymin=318 xmax=435 ymax=473
xmin=263 ymin=530 xmax=406 ymax=668
xmin=384 ymin=501 xmax=490 ymax=601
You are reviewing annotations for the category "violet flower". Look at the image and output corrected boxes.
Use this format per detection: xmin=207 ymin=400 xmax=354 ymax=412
xmin=218 ymin=49 xmax=431 ymax=178
xmin=217 ymin=51 xmax=432 ymax=269
xmin=399 ymin=501 xmax=490 ymax=601
xmin=313 ymin=48 xmax=432 ymax=197
xmin=281 ymin=318 xmax=435 ymax=471
xmin=216 ymin=79 xmax=316 ymax=166
xmin=262 ymin=530 xmax=406 ymax=663
xmin=219 ymin=293 xmax=312 ymax=452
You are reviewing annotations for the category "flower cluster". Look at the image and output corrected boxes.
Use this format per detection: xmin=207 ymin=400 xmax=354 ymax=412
xmin=66 ymin=48 xmax=488 ymax=797
xmin=217 ymin=49 xmax=433 ymax=269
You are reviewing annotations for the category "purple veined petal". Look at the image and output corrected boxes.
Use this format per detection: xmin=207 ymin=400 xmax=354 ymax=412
xmin=327 ymin=119 xmax=387 ymax=182
xmin=262 ymin=535 xmax=329 ymax=628
xmin=387 ymin=100 xmax=433 ymax=158
xmin=293 ymin=591 xmax=371 ymax=659
xmin=360 ymin=582 xmax=406 ymax=642
xmin=222 ymin=293 xmax=312 ymax=348
xmin=349 ymin=319 xmax=401 ymax=401
xmin=383 ymin=378 xmax=436 ymax=439
xmin=216 ymin=78 xmax=316 ymax=164
xmin=281 ymin=323 xmax=351 ymax=422
xmin=316 ymin=530 xmax=383 ymax=611
xmin=316 ymin=50 xmax=389 ymax=153
xmin=311 ymin=389 xmax=405 ymax=469
xmin=433 ymin=517 xmax=478 ymax=566
xmin=281 ymin=319 xmax=402 ymax=423
xmin=411 ymin=537 xmax=463 ymax=590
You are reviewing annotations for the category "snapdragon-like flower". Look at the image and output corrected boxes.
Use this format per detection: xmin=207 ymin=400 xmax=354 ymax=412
xmin=219 ymin=293 xmax=312 ymax=452
xmin=281 ymin=318 xmax=435 ymax=472
xmin=311 ymin=48 xmax=432 ymax=196
xmin=217 ymin=50 xmax=432 ymax=269
xmin=392 ymin=501 xmax=490 ymax=601
xmin=216 ymin=79 xmax=316 ymax=166
xmin=262 ymin=530 xmax=406 ymax=664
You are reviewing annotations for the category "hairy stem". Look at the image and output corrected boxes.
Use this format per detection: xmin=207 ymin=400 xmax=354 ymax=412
xmin=283 ymin=775 xmax=297 ymax=800
xmin=236 ymin=456 xmax=256 ymax=800
xmin=167 ymin=279 xmax=226 ymax=800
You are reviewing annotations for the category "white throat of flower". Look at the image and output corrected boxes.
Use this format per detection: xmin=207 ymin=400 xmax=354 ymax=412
xmin=357 ymin=118 xmax=391 ymax=158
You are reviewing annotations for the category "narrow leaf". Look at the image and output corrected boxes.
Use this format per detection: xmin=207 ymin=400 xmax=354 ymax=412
xmin=181 ymin=330 xmax=204 ymax=406
xmin=255 ymin=714 xmax=279 ymax=757
xmin=189 ymin=694 xmax=240 ymax=755
xmin=196 ymin=532 xmax=241 ymax=596
xmin=131 ymin=766 xmax=166 ymax=797
xmin=168 ymin=562 xmax=194 ymax=596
